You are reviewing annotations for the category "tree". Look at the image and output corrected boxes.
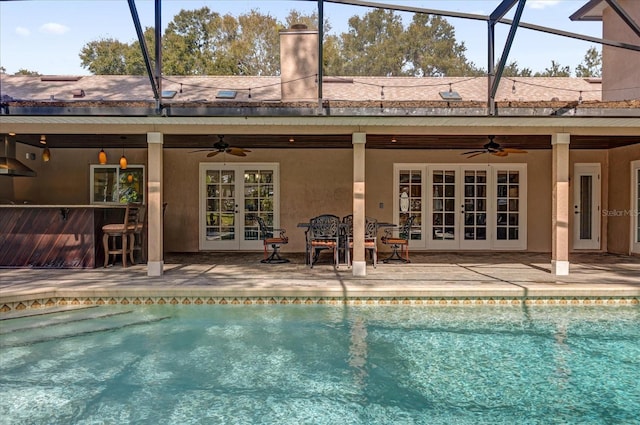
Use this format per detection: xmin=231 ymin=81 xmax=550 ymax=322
xmin=501 ymin=61 xmax=532 ymax=77
xmin=575 ymin=46 xmax=602 ymax=77
xmin=340 ymin=9 xmax=407 ymax=76
xmin=534 ymin=60 xmax=571 ymax=77
xmin=405 ymin=14 xmax=482 ymax=77
xmin=79 ymin=38 xmax=135 ymax=74
xmin=162 ymin=7 xmax=232 ymax=75
xmin=233 ymin=10 xmax=281 ymax=76
xmin=14 ymin=69 xmax=41 ymax=76
xmin=78 ymin=7 xmax=480 ymax=77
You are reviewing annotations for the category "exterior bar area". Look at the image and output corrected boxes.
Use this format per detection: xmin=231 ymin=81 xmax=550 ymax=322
xmin=0 ymin=205 xmax=125 ymax=268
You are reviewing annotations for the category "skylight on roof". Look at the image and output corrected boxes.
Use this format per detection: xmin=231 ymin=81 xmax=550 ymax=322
xmin=162 ymin=90 xmax=177 ymax=99
xmin=439 ymin=91 xmax=462 ymax=101
xmin=216 ymin=90 xmax=237 ymax=99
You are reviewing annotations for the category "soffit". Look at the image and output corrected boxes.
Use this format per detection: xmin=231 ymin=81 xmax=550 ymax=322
xmin=8 ymin=133 xmax=638 ymax=150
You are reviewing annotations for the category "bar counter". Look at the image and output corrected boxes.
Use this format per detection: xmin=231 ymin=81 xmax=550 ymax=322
xmin=0 ymin=205 xmax=125 ymax=268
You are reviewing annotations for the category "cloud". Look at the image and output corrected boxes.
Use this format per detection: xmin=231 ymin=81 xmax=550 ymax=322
xmin=39 ymin=23 xmax=70 ymax=35
xmin=16 ymin=27 xmax=30 ymax=36
xmin=527 ymin=0 xmax=561 ymax=9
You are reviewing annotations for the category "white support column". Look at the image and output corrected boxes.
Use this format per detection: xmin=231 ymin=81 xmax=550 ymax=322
xmin=147 ymin=132 xmax=164 ymax=277
xmin=352 ymin=133 xmax=367 ymax=277
xmin=551 ymin=133 xmax=570 ymax=275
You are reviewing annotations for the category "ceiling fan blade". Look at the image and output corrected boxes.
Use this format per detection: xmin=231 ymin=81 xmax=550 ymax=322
xmin=466 ymin=152 xmax=486 ymax=159
xmin=492 ymin=151 xmax=509 ymax=157
xmin=502 ymin=148 xmax=528 ymax=153
xmin=206 ymin=151 xmax=221 ymax=157
xmin=190 ymin=149 xmax=213 ymax=153
xmin=462 ymin=150 xmax=485 ymax=155
xmin=227 ymin=150 xmax=248 ymax=157
xmin=227 ymin=147 xmax=251 ymax=156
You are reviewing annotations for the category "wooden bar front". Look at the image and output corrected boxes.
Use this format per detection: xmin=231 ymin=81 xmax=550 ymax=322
xmin=0 ymin=205 xmax=124 ymax=268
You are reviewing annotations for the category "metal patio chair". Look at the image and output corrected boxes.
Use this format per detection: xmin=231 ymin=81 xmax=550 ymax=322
xmin=343 ymin=214 xmax=378 ymax=268
xmin=253 ymin=215 xmax=289 ymax=263
xmin=307 ymin=214 xmax=341 ymax=268
xmin=381 ymin=215 xmax=415 ymax=263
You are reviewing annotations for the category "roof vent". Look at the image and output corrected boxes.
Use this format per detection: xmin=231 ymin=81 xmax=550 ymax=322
xmin=71 ymin=89 xmax=85 ymax=98
xmin=40 ymin=76 xmax=82 ymax=82
xmin=323 ymin=77 xmax=354 ymax=84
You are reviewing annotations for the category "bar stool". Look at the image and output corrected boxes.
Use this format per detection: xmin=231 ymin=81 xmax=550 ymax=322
xmin=102 ymin=203 xmax=140 ymax=267
xmin=131 ymin=204 xmax=147 ymax=263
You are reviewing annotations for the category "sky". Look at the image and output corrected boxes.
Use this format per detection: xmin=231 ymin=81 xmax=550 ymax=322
xmin=0 ymin=0 xmax=603 ymax=76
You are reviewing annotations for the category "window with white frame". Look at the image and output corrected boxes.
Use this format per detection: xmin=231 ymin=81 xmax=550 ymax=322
xmin=90 ymin=164 xmax=145 ymax=204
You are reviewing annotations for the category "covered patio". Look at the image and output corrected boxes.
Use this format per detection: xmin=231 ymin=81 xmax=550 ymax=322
xmin=1 ymin=252 xmax=638 ymax=316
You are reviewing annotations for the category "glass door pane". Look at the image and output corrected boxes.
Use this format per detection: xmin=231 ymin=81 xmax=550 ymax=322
xmin=496 ymin=171 xmax=520 ymax=241
xmin=463 ymin=170 xmax=487 ymax=241
xmin=579 ymin=175 xmax=593 ymax=240
xmin=205 ymin=169 xmax=237 ymax=242
xmin=398 ymin=169 xmax=422 ymax=243
xmin=432 ymin=170 xmax=456 ymax=240
xmin=244 ymin=169 xmax=274 ymax=242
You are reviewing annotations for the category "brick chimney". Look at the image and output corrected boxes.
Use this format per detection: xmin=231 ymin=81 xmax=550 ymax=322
xmin=279 ymin=24 xmax=318 ymax=101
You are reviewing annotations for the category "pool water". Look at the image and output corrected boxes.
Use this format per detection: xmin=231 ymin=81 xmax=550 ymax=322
xmin=1 ymin=305 xmax=639 ymax=425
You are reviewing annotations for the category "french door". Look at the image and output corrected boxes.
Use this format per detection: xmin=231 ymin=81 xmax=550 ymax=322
xmin=199 ymin=163 xmax=280 ymax=250
xmin=632 ymin=161 xmax=640 ymax=254
xmin=572 ymin=163 xmax=601 ymax=250
xmin=394 ymin=164 xmax=527 ymax=250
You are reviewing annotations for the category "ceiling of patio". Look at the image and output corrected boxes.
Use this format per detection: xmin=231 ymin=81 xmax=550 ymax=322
xmin=9 ymin=133 xmax=639 ymax=150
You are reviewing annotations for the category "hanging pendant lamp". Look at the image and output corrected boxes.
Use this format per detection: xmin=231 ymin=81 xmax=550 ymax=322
xmin=98 ymin=149 xmax=107 ymax=164
xmin=120 ymin=148 xmax=127 ymax=169
xmin=42 ymin=147 xmax=51 ymax=162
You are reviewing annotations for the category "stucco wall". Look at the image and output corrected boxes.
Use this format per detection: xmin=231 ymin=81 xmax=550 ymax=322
xmin=11 ymin=145 xmax=147 ymax=204
xmin=607 ymin=143 xmax=640 ymax=254
xmin=8 ymin=144 xmax=634 ymax=256
xmin=163 ymin=148 xmax=354 ymax=253
xmin=602 ymin=0 xmax=640 ymax=101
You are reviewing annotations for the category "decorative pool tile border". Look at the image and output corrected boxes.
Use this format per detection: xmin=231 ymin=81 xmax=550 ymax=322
xmin=2 ymin=295 xmax=639 ymax=313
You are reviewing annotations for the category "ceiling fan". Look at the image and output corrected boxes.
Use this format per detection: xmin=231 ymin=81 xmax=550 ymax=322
xmin=462 ymin=135 xmax=527 ymax=158
xmin=191 ymin=135 xmax=251 ymax=157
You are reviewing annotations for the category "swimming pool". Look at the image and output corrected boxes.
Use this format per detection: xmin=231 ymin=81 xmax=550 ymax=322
xmin=1 ymin=305 xmax=639 ymax=424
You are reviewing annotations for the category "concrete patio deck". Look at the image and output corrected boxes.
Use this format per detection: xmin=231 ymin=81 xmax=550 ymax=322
xmin=1 ymin=252 xmax=639 ymax=314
